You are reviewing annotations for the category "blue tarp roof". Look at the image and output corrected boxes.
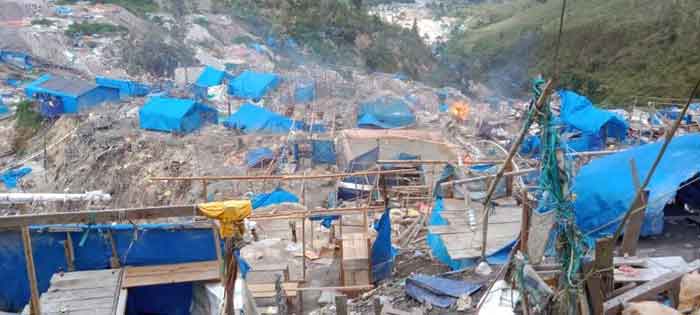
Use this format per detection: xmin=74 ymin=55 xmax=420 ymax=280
xmin=573 ymin=134 xmax=700 ymax=238
xmin=252 ymin=187 xmax=299 ymax=209
xmin=223 ymin=103 xmax=303 ymax=134
xmin=246 ymin=148 xmax=274 ymax=168
xmin=559 ymin=90 xmax=628 ymax=140
xmin=0 ymin=167 xmax=31 ymax=189
xmin=405 ymin=274 xmax=481 ymax=308
xmin=357 ymin=96 xmax=416 ymax=129
xmin=228 ymin=70 xmax=280 ymax=100
xmin=96 ymin=76 xmax=150 ymax=98
xmin=139 ymin=97 xmax=217 ymax=133
xmin=195 ymin=66 xmax=228 ymax=88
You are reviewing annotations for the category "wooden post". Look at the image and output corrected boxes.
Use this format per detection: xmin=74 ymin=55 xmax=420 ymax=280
xmin=289 ymin=221 xmax=297 ymax=243
xmin=64 ymin=232 xmax=75 ymax=272
xmin=202 ymin=179 xmax=208 ymax=202
xmin=505 ymin=161 xmax=514 ymax=197
xmin=302 ymin=218 xmax=307 ymax=282
xmin=107 ymin=230 xmax=121 ymax=268
xmin=22 ymin=227 xmax=40 ymax=315
xmin=336 ymin=295 xmax=348 ymax=315
xmin=212 ymin=226 xmax=224 ymax=284
xmin=520 ymin=188 xmax=531 ymax=254
xmin=621 ymin=159 xmax=646 ymax=256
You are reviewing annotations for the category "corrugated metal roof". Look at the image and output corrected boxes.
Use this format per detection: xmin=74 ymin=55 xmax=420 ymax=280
xmin=38 ymin=76 xmax=96 ymax=97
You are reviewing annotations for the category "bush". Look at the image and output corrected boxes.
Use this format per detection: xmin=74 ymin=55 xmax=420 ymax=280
xmin=65 ymin=22 xmax=129 ymax=37
xmin=122 ymin=33 xmax=195 ymax=77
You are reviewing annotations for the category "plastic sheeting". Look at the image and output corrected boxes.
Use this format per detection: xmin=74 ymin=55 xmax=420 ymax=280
xmin=139 ymin=97 xmax=217 ymax=133
xmin=0 ymin=99 xmax=7 ymax=116
xmin=427 ymin=198 xmax=515 ymax=269
xmin=251 ymin=187 xmax=299 ymax=209
xmin=559 ymin=90 xmax=628 ymax=140
xmin=357 ymin=96 xmax=416 ymax=129
xmin=338 ymin=147 xmax=379 ymax=200
xmin=405 ymin=274 xmax=481 ymax=308
xmin=246 ymin=148 xmax=274 ymax=168
xmin=311 ymin=140 xmax=336 ymax=164
xmin=0 ymin=167 xmax=31 ymax=189
xmin=228 ymin=71 xmax=280 ymax=100
xmin=573 ymin=134 xmax=700 ymax=238
xmin=294 ymin=82 xmax=315 ymax=103
xmin=371 ymin=208 xmax=394 ymax=282
xmin=0 ymin=224 xmax=220 ymax=312
xmin=223 ymin=103 xmax=303 ymax=134
xmin=195 ymin=66 xmax=228 ymax=88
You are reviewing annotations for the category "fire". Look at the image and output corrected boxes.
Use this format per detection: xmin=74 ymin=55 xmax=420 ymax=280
xmin=450 ymin=100 xmax=470 ymax=121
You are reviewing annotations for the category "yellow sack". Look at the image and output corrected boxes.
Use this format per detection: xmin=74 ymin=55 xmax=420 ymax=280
xmin=198 ymin=200 xmax=252 ymax=238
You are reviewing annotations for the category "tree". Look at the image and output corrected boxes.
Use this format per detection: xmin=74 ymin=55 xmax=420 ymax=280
xmin=122 ymin=33 xmax=195 ymax=77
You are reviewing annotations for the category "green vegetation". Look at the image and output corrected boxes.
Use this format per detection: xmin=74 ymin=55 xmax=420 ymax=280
xmin=65 ymin=22 xmax=129 ymax=37
xmin=445 ymin=0 xmax=700 ymax=103
xmin=122 ymin=33 xmax=196 ymax=77
xmin=31 ymin=19 xmax=55 ymax=27
xmin=193 ymin=17 xmax=210 ymax=27
xmin=13 ymin=100 xmax=43 ymax=154
xmin=56 ymin=0 xmax=158 ymax=15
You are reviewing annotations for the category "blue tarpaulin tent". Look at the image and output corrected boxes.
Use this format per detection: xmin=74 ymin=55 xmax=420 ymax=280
xmin=0 ymin=224 xmax=254 ymax=313
xmin=228 ymin=70 xmax=280 ymax=100
xmin=357 ymin=96 xmax=416 ymax=129
xmin=559 ymin=90 xmax=628 ymax=141
xmin=246 ymin=148 xmax=274 ymax=168
xmin=224 ymin=103 xmax=303 ymax=134
xmin=573 ymin=134 xmax=700 ymax=238
xmin=193 ymin=66 xmax=231 ymax=100
xmin=26 ymin=74 xmax=119 ymax=116
xmin=371 ymin=208 xmax=395 ymax=282
xmin=252 ymin=187 xmax=300 ymax=209
xmin=139 ymin=97 xmax=217 ymax=133
xmin=96 ymin=76 xmax=150 ymax=99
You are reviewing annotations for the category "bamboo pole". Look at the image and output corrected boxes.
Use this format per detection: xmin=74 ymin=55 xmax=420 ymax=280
xmin=22 ymin=227 xmax=40 ymax=315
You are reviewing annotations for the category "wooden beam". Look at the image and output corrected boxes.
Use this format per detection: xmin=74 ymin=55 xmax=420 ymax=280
xmin=64 ymin=232 xmax=75 ymax=272
xmin=149 ymin=169 xmax=418 ymax=182
xmin=115 ymin=289 xmax=128 ymax=315
xmin=376 ymin=159 xmax=504 ymax=165
xmin=620 ymin=159 xmax=646 ymax=257
xmin=21 ymin=227 xmax=40 ymax=315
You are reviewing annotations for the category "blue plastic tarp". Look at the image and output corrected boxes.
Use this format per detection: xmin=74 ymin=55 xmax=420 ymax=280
xmin=559 ymin=90 xmax=628 ymax=140
xmin=294 ymin=82 xmax=315 ymax=103
xmin=311 ymin=140 xmax=336 ymax=164
xmin=0 ymin=167 xmax=31 ymax=189
xmin=520 ymin=135 xmax=541 ymax=157
xmin=195 ymin=66 xmax=228 ymax=88
xmin=371 ymin=209 xmax=395 ymax=282
xmin=357 ymin=96 xmax=416 ymax=129
xmin=0 ymin=99 xmax=7 ymax=116
xmin=96 ymin=76 xmax=150 ymax=98
xmin=427 ymin=198 xmax=514 ymax=269
xmin=252 ymin=187 xmax=300 ymax=209
xmin=573 ymin=134 xmax=700 ymax=238
xmin=228 ymin=71 xmax=280 ymax=100
xmin=439 ymin=103 xmax=449 ymax=113
xmin=139 ymin=97 xmax=217 ymax=133
xmin=658 ymin=107 xmax=692 ymax=124
xmin=339 ymin=147 xmax=379 ymax=200
xmin=246 ymin=148 xmax=274 ymax=168
xmin=405 ymin=274 xmax=481 ymax=308
xmin=309 ymin=215 xmax=340 ymax=228
xmin=224 ymin=103 xmax=303 ymax=134
xmin=0 ymin=224 xmax=222 ymax=312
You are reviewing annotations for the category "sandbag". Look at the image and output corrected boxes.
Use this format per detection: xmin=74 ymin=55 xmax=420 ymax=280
xmin=621 ymin=301 xmax=681 ymax=315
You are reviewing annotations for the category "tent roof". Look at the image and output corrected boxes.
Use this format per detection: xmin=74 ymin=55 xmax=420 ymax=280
xmin=38 ymin=76 xmax=96 ymax=97
xmin=141 ymin=97 xmax=197 ymax=119
xmin=194 ymin=66 xmax=226 ymax=87
xmin=558 ymin=90 xmax=628 ymax=138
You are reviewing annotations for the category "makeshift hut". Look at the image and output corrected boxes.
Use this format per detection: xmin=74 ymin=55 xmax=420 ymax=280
xmin=96 ymin=76 xmax=150 ymax=99
xmin=223 ymin=103 xmax=303 ymax=134
xmin=139 ymin=97 xmax=217 ymax=133
xmin=246 ymin=147 xmax=274 ymax=168
xmin=192 ymin=66 xmax=231 ymax=101
xmin=573 ymin=134 xmax=700 ymax=238
xmin=357 ymin=96 xmax=416 ymax=129
xmin=558 ymin=90 xmax=628 ymax=151
xmin=228 ymin=71 xmax=280 ymax=100
xmin=25 ymin=74 xmax=120 ymax=117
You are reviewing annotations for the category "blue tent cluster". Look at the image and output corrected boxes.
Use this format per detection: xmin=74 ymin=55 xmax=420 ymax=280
xmin=139 ymin=97 xmax=218 ymax=133
xmin=228 ymin=70 xmax=280 ymax=100
xmin=223 ymin=103 xmax=305 ymax=134
xmin=26 ymin=74 xmax=120 ymax=117
xmin=357 ymin=96 xmax=416 ymax=129
xmin=573 ymin=134 xmax=700 ymax=238
xmin=96 ymin=76 xmax=150 ymax=99
xmin=0 ymin=224 xmax=253 ymax=313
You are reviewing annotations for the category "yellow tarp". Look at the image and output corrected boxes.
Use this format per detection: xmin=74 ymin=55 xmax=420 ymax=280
xmin=198 ymin=200 xmax=252 ymax=237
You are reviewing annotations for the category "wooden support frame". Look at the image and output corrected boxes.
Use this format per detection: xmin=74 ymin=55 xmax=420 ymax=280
xmin=620 ymin=159 xmax=647 ymax=257
xmin=21 ymin=227 xmax=40 ymax=315
xmin=64 ymin=232 xmax=75 ymax=272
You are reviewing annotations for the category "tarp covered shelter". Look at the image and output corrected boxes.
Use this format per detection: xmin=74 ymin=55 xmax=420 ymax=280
xmin=558 ymin=90 xmax=628 ymax=146
xmin=357 ymin=96 xmax=416 ymax=129
xmin=139 ymin=97 xmax=217 ymax=133
xmin=251 ymin=187 xmax=299 ymax=209
xmin=223 ymin=103 xmax=303 ymax=134
xmin=228 ymin=70 xmax=280 ymax=100
xmin=193 ymin=66 xmax=231 ymax=100
xmin=96 ymin=76 xmax=150 ymax=98
xmin=25 ymin=74 xmax=120 ymax=116
xmin=573 ymin=134 xmax=700 ymax=238
xmin=246 ymin=147 xmax=274 ymax=168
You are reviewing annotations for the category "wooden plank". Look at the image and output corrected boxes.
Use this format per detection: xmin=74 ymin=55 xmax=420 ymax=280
xmin=50 ymin=278 xmax=119 ymax=290
xmin=122 ymin=261 xmax=219 ymax=288
xmin=621 ymin=159 xmax=646 ymax=256
xmin=64 ymin=232 xmax=75 ymax=272
xmin=21 ymin=227 xmax=40 ymax=315
xmin=248 ymin=283 xmax=299 ymax=298
xmin=50 ymin=268 xmax=121 ymax=282
xmin=36 ymin=287 xmax=115 ymax=302
xmin=41 ymin=297 xmax=115 ymax=311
